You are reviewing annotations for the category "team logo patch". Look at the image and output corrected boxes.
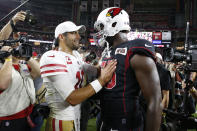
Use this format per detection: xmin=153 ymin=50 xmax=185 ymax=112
xmin=65 ymin=56 xmax=72 ymax=64
xmin=115 ymin=48 xmax=127 ymax=55
xmin=106 ymin=8 xmax=122 ymax=18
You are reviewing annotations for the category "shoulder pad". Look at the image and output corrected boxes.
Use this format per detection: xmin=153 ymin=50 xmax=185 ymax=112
xmin=128 ymin=39 xmax=155 ymax=60
xmin=40 ymin=51 xmax=67 ymax=77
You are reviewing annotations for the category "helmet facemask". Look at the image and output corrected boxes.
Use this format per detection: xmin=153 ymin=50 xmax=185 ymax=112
xmin=93 ymin=28 xmax=107 ymax=48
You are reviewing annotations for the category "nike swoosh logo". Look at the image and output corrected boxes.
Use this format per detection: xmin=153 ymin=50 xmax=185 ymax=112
xmin=48 ymin=55 xmax=55 ymax=57
xmin=145 ymin=44 xmax=152 ymax=47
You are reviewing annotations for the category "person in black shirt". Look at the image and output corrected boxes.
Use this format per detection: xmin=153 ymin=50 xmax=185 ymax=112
xmin=156 ymin=53 xmax=171 ymax=109
xmin=94 ymin=7 xmax=162 ymax=131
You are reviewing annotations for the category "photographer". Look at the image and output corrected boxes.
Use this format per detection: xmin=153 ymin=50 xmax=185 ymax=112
xmin=0 ymin=11 xmax=26 ymax=41
xmin=0 ymin=12 xmax=40 ymax=131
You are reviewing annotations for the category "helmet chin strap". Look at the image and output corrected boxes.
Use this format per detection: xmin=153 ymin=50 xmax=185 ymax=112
xmin=101 ymin=41 xmax=111 ymax=59
xmin=106 ymin=41 xmax=111 ymax=58
xmin=102 ymin=33 xmax=111 ymax=58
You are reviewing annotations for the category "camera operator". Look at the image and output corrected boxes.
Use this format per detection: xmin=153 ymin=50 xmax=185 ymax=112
xmin=0 ymin=11 xmax=26 ymax=41
xmin=0 ymin=13 xmax=40 ymax=131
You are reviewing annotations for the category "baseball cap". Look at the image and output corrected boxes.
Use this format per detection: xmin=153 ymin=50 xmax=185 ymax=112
xmin=55 ymin=21 xmax=86 ymax=38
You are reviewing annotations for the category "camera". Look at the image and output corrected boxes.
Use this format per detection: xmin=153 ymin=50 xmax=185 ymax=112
xmin=24 ymin=10 xmax=37 ymax=25
xmin=11 ymin=43 xmax=32 ymax=58
xmin=163 ymin=22 xmax=197 ymax=72
xmin=31 ymin=104 xmax=50 ymax=119
xmin=163 ymin=45 xmax=197 ymax=72
xmin=160 ymin=109 xmax=197 ymax=131
xmin=0 ymin=35 xmax=32 ymax=61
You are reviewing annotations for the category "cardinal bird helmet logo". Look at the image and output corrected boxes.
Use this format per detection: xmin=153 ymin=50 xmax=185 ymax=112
xmin=106 ymin=8 xmax=122 ymax=18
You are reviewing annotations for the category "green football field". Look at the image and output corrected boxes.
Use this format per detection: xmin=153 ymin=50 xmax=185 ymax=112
xmin=87 ymin=118 xmax=97 ymax=131
xmin=41 ymin=116 xmax=197 ymax=131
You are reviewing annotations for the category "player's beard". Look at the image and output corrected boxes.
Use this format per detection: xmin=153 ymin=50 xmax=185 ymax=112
xmin=70 ymin=39 xmax=80 ymax=50
xmin=65 ymin=37 xmax=80 ymax=51
xmin=106 ymin=36 xmax=114 ymax=47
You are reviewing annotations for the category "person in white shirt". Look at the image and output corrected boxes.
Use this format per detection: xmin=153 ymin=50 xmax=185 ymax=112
xmin=0 ymin=11 xmax=40 ymax=131
xmin=40 ymin=21 xmax=117 ymax=131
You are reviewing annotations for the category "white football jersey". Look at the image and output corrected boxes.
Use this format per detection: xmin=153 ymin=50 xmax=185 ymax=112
xmin=40 ymin=50 xmax=84 ymax=86
xmin=40 ymin=50 xmax=84 ymax=130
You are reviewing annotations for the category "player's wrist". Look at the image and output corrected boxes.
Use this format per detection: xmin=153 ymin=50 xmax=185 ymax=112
xmin=96 ymin=66 xmax=101 ymax=77
xmin=90 ymin=79 xmax=103 ymax=93
xmin=97 ymin=77 xmax=106 ymax=87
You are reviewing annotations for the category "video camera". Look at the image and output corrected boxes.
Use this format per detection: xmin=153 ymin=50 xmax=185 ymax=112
xmin=0 ymin=35 xmax=32 ymax=61
xmin=160 ymin=109 xmax=197 ymax=131
xmin=163 ymin=22 xmax=197 ymax=72
xmin=163 ymin=45 xmax=197 ymax=72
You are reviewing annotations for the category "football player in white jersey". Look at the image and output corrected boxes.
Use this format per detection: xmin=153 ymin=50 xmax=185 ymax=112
xmin=40 ymin=21 xmax=117 ymax=131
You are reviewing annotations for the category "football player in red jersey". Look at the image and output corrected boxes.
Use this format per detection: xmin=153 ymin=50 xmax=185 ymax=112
xmin=94 ymin=7 xmax=162 ymax=131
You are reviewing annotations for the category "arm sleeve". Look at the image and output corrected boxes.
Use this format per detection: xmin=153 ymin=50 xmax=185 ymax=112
xmin=43 ymin=74 xmax=75 ymax=100
xmin=40 ymin=52 xmax=68 ymax=78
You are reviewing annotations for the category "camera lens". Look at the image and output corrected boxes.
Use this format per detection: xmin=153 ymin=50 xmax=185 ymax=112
xmin=25 ymin=10 xmax=37 ymax=25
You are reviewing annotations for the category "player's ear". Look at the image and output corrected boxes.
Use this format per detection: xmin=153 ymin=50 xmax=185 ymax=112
xmin=58 ymin=34 xmax=64 ymax=40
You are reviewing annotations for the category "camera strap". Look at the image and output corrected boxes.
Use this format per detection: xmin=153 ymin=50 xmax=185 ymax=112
xmin=13 ymin=64 xmax=37 ymax=127
xmin=13 ymin=63 xmax=35 ymax=105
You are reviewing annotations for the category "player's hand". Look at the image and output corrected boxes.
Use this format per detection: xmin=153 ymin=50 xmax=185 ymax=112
xmin=98 ymin=59 xmax=117 ymax=86
xmin=12 ymin=11 xmax=26 ymax=24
